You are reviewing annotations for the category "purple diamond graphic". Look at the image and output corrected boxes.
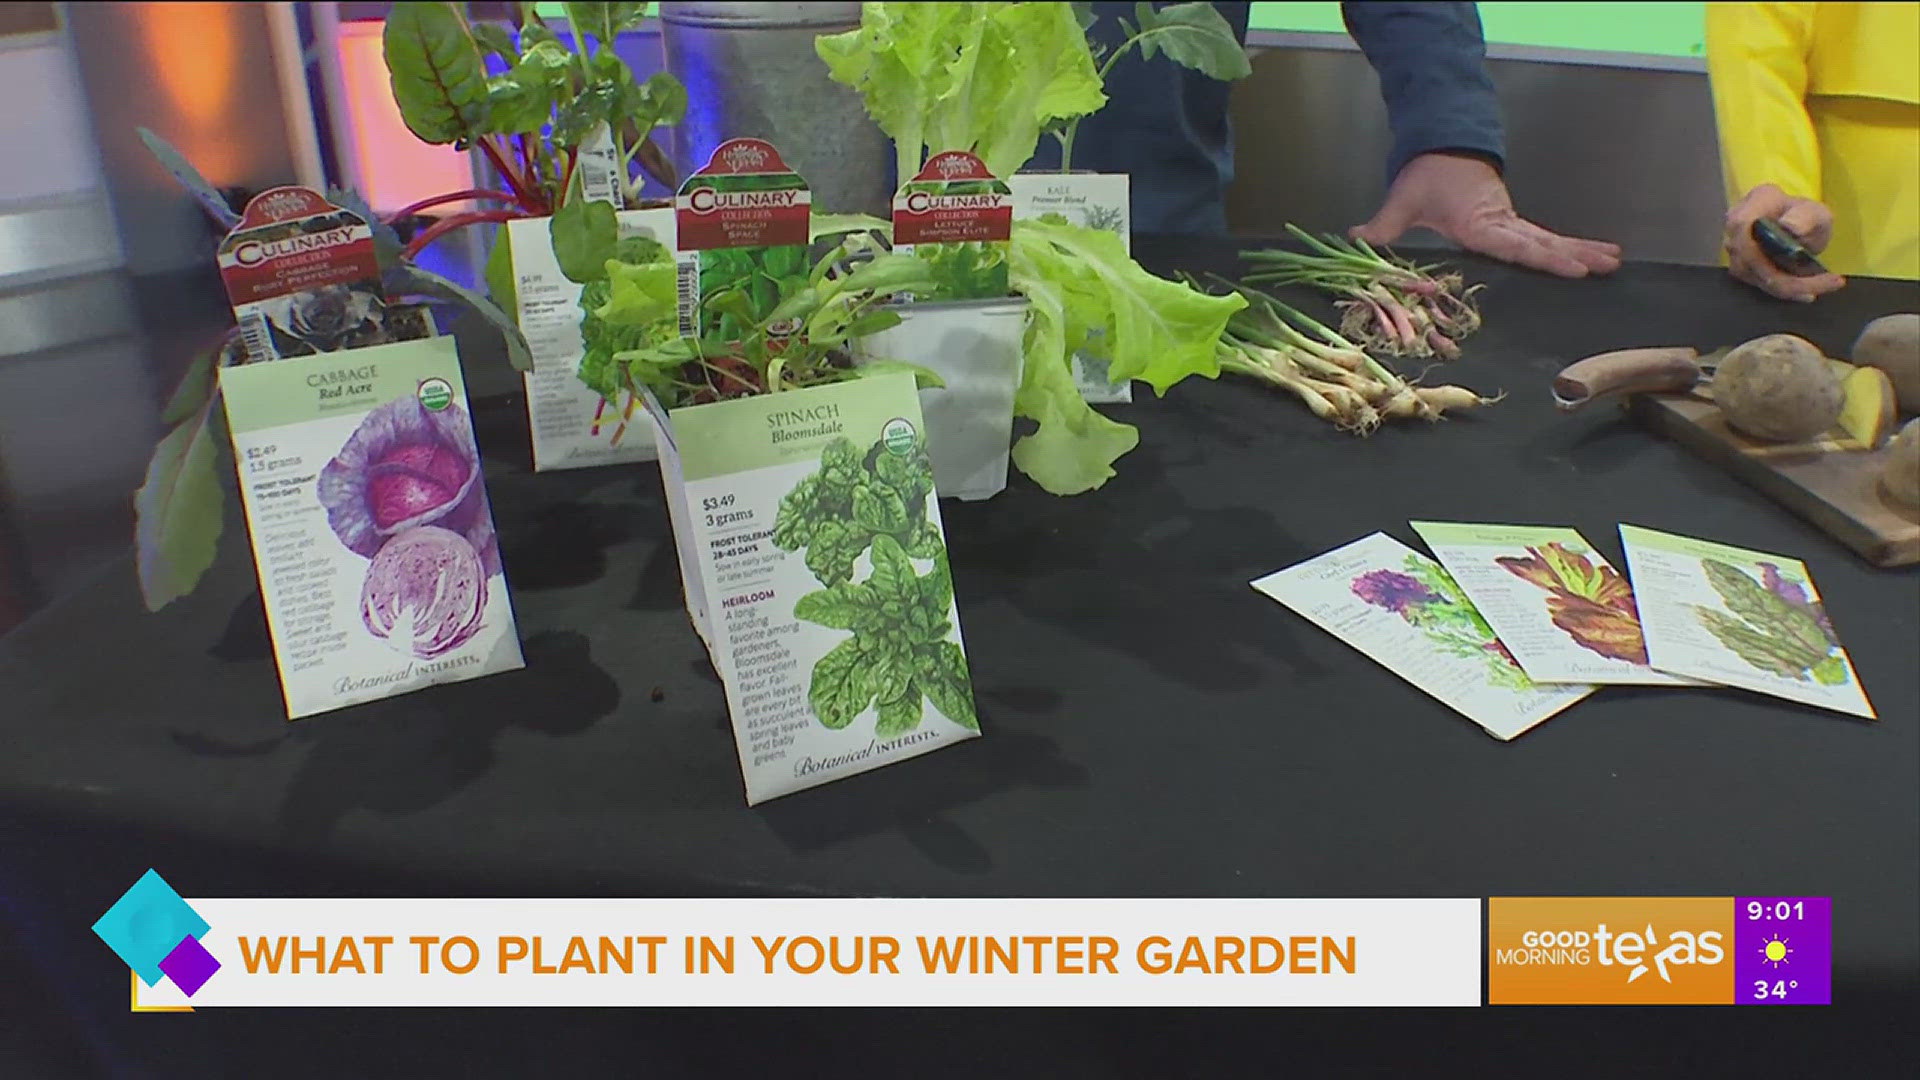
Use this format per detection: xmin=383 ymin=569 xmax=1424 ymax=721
xmin=158 ymin=935 xmax=221 ymax=997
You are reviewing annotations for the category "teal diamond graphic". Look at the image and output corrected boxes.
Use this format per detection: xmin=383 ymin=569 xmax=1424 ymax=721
xmin=93 ymin=870 xmax=209 ymax=987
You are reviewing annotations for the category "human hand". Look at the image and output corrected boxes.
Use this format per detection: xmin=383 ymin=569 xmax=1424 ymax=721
xmin=1723 ymin=184 xmax=1845 ymax=302
xmin=1351 ymin=152 xmax=1623 ymax=278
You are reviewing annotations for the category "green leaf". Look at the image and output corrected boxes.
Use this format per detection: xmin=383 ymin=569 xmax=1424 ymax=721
xmin=903 ymin=521 xmax=945 ymax=560
xmin=484 ymin=234 xmax=517 ymax=321
xmin=553 ymin=85 xmax=619 ymax=147
xmin=326 ymin=187 xmax=404 ymax=271
xmin=1701 ymin=560 xmax=1832 ymax=666
xmin=383 ymin=263 xmax=532 ymax=371
xmin=486 ymin=73 xmax=556 ymax=134
xmin=809 ymin=212 xmax=893 ymax=244
xmin=853 ymin=484 xmax=910 ymax=538
xmin=469 ymin=20 xmax=519 ymax=62
xmin=629 ymin=71 xmax=688 ymax=130
xmin=595 ymin=258 xmax=677 ymax=326
xmin=874 ymin=688 xmax=924 ymax=739
xmin=794 ymin=583 xmax=870 ymax=631
xmin=1697 ymin=609 xmax=1813 ymax=679
xmin=862 ymin=650 xmax=913 ymax=706
xmin=135 ymin=399 xmax=226 ymax=612
xmin=808 ymin=638 xmax=872 ymax=730
xmin=918 ymin=558 xmax=954 ymax=614
xmin=137 ymin=127 xmax=240 ymax=229
xmin=159 ymin=340 xmax=222 ymax=426
xmin=866 ymin=533 xmax=913 ymax=600
xmin=1005 ymin=215 xmax=1243 ymax=494
xmin=1132 ymin=2 xmax=1251 ymax=81
xmin=549 ymin=197 xmax=619 ymax=284
xmin=1810 ymin=653 xmax=1850 ymax=686
xmin=805 ymin=520 xmax=868 ymax=586
xmin=919 ymin=641 xmax=979 ymax=731
xmin=383 ymin=2 xmax=492 ymax=144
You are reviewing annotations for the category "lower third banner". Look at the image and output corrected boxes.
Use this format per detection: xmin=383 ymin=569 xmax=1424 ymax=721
xmin=103 ymin=891 xmax=1480 ymax=1008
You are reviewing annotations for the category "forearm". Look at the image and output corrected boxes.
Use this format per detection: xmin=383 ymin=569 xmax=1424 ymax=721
xmin=1342 ymin=2 xmax=1505 ymax=182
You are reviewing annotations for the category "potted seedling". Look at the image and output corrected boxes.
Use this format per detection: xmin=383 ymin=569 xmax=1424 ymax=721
xmin=132 ymin=0 xmax=688 ymax=609
xmin=569 ymin=139 xmax=987 ymax=804
xmin=381 ymin=1 xmax=692 ymax=471
xmin=852 ymin=150 xmax=1028 ymax=502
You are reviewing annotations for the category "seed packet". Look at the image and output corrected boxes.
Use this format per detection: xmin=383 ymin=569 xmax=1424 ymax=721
xmin=219 ymin=336 xmax=526 ymax=719
xmin=1008 ymin=172 xmax=1133 ymax=403
xmin=638 ymin=371 xmax=982 ymax=804
xmin=507 ymin=207 xmax=677 ymax=470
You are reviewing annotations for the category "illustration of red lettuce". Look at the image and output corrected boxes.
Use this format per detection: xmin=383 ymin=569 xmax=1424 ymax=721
xmin=316 ymin=395 xmax=499 ymax=576
xmin=1496 ymin=542 xmax=1649 ymax=665
xmin=359 ymin=525 xmax=488 ymax=658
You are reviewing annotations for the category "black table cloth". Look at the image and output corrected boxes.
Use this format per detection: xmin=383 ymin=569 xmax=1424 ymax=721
xmin=2 ymin=238 xmax=1915 ymax=1074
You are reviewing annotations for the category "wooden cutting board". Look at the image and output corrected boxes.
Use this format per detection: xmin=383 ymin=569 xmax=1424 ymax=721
xmin=1629 ymin=392 xmax=1920 ymax=568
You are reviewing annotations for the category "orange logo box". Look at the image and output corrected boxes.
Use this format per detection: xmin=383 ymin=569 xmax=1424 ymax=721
xmin=1488 ymin=898 xmax=1735 ymax=1005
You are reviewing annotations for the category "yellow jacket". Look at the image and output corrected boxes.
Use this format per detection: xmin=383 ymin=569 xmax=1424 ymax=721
xmin=1705 ymin=2 xmax=1920 ymax=280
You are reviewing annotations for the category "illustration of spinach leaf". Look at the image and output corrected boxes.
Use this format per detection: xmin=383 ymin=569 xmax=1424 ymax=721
xmin=772 ymin=433 xmax=938 ymax=586
xmin=795 ymin=532 xmax=977 ymax=736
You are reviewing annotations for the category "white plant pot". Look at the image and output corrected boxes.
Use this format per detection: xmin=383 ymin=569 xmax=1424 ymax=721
xmin=855 ymin=297 xmax=1028 ymax=502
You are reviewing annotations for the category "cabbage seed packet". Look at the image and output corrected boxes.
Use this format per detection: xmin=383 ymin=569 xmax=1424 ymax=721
xmin=638 ymin=370 xmax=981 ymax=804
xmin=219 ymin=336 xmax=526 ymax=719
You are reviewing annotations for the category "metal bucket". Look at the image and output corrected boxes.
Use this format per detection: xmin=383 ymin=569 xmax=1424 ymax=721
xmin=658 ymin=2 xmax=893 ymax=217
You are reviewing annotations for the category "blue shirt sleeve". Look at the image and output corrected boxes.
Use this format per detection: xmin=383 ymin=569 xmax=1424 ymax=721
xmin=1341 ymin=2 xmax=1507 ymax=183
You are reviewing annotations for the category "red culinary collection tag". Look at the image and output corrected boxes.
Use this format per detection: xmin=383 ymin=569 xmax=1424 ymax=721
xmin=216 ymin=186 xmax=389 ymax=363
xmin=892 ymin=150 xmax=1012 ymax=247
xmin=674 ymin=138 xmax=812 ymax=252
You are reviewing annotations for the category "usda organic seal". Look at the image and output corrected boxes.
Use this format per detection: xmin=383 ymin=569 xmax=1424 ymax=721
xmin=882 ymin=418 xmax=916 ymax=456
xmin=417 ymin=377 xmax=454 ymax=411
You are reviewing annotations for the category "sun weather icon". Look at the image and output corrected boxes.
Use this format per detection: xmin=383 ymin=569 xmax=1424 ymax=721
xmin=1759 ymin=935 xmax=1792 ymax=969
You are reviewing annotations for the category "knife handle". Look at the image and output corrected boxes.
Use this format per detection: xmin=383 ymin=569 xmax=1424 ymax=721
xmin=1751 ymin=218 xmax=1825 ymax=276
xmin=1552 ymin=348 xmax=1702 ymax=411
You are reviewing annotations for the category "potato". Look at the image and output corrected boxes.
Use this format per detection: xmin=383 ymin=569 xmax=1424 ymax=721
xmin=1851 ymin=313 xmax=1920 ymax=413
xmin=1837 ymin=365 xmax=1898 ymax=448
xmin=1881 ymin=419 xmax=1920 ymax=509
xmin=1711 ymin=334 xmax=1844 ymax=442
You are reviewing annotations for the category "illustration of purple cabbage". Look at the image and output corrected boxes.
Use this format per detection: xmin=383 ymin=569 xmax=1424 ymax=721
xmin=316 ymin=396 xmax=499 ymax=576
xmin=1352 ymin=569 xmax=1439 ymax=614
xmin=359 ymin=525 xmax=488 ymax=659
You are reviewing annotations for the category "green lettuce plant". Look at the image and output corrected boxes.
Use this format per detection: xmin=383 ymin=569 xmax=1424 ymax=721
xmin=813 ymin=1 xmax=1249 ymax=180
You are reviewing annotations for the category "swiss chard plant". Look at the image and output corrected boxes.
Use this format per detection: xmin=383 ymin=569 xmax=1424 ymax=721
xmin=133 ymin=1 xmax=688 ymax=612
xmin=379 ymin=1 xmax=687 ymax=310
xmin=576 ymin=225 xmax=947 ymax=409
